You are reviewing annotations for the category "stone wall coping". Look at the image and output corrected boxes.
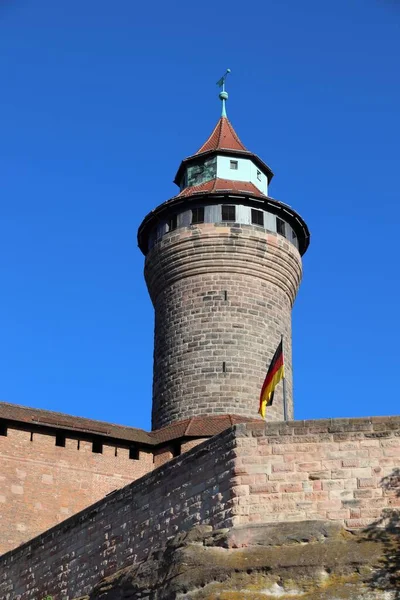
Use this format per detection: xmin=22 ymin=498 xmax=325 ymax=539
xmin=234 ymin=415 xmax=400 ymax=437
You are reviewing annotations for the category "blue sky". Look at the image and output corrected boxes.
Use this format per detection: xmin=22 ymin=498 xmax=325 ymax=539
xmin=0 ymin=0 xmax=399 ymax=431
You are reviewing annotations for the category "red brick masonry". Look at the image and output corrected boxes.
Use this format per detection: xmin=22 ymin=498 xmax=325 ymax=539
xmin=0 ymin=416 xmax=399 ymax=599
xmin=0 ymin=401 xmax=257 ymax=554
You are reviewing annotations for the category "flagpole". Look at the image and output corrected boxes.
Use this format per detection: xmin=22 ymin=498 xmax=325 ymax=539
xmin=281 ymin=334 xmax=288 ymax=422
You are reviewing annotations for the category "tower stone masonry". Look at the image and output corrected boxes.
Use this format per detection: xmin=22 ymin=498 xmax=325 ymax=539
xmin=138 ymin=86 xmax=310 ymax=430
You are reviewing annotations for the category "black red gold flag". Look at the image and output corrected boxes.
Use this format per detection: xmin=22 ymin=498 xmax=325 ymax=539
xmin=258 ymin=340 xmax=284 ymax=418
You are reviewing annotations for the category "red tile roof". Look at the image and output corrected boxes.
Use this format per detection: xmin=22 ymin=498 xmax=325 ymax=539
xmin=176 ymin=178 xmax=267 ymax=199
xmin=0 ymin=401 xmax=259 ymax=446
xmin=0 ymin=401 xmax=152 ymax=444
xmin=173 ymin=117 xmax=273 ymax=187
xmin=152 ymin=414 xmax=259 ymax=444
xmin=196 ymin=117 xmax=247 ymax=154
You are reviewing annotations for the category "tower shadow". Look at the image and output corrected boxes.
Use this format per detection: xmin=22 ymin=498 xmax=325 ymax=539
xmin=364 ymin=468 xmax=400 ymax=598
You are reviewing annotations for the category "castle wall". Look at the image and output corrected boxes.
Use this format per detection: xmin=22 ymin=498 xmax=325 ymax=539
xmin=0 ymin=427 xmax=237 ymax=600
xmin=146 ymin=224 xmax=302 ymax=429
xmin=232 ymin=418 xmax=400 ymax=528
xmin=0 ymin=424 xmax=154 ymax=555
xmin=0 ymin=417 xmax=398 ymax=600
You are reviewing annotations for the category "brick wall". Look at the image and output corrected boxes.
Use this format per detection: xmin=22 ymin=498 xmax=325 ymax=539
xmin=0 ymin=424 xmax=153 ymax=555
xmin=232 ymin=417 xmax=400 ymax=529
xmin=145 ymin=224 xmax=303 ymax=429
xmin=0 ymin=417 xmax=398 ymax=600
xmin=0 ymin=427 xmax=237 ymax=600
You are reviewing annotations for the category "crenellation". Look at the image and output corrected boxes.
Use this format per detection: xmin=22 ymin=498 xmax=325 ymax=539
xmin=0 ymin=421 xmax=158 ymax=555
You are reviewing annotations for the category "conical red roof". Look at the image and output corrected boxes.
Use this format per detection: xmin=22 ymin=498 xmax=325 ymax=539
xmin=173 ymin=115 xmax=274 ymax=186
xmin=196 ymin=116 xmax=247 ymax=154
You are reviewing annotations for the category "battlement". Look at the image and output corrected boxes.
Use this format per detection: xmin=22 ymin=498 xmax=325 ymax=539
xmin=0 ymin=402 xmax=257 ymax=554
xmin=1 ymin=415 xmax=398 ymax=599
xmin=0 ymin=406 xmax=154 ymax=555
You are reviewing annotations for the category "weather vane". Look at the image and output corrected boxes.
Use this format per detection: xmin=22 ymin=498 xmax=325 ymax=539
xmin=216 ymin=68 xmax=231 ymax=117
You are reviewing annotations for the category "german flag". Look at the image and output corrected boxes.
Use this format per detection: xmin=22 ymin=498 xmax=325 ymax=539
xmin=258 ymin=340 xmax=284 ymax=418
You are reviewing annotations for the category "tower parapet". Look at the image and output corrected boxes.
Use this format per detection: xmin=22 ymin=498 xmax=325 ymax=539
xmin=138 ymin=82 xmax=310 ymax=431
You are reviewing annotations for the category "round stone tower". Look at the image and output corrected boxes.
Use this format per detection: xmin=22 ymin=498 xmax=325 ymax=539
xmin=138 ymin=81 xmax=310 ymax=431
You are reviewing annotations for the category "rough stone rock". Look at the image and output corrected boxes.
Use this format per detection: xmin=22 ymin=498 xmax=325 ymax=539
xmin=76 ymin=520 xmax=400 ymax=600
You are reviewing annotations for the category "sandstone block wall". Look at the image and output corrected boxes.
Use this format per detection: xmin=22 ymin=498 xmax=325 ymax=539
xmin=0 ymin=427 xmax=237 ymax=600
xmin=145 ymin=224 xmax=302 ymax=430
xmin=0 ymin=417 xmax=398 ymax=600
xmin=231 ymin=417 xmax=400 ymax=528
xmin=0 ymin=424 xmax=153 ymax=555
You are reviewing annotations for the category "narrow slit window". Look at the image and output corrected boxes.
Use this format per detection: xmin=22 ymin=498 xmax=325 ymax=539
xmin=221 ymin=205 xmax=236 ymax=222
xmin=230 ymin=160 xmax=238 ymax=170
xmin=257 ymin=169 xmax=262 ymax=181
xmin=168 ymin=215 xmax=177 ymax=232
xmin=276 ymin=217 xmax=286 ymax=237
xmin=292 ymin=229 xmax=297 ymax=240
xmin=55 ymin=433 xmax=66 ymax=447
xmin=0 ymin=421 xmax=7 ymax=436
xmin=191 ymin=207 xmax=204 ymax=225
xmin=92 ymin=440 xmax=103 ymax=454
xmin=172 ymin=443 xmax=180 ymax=458
xmin=251 ymin=209 xmax=264 ymax=226
xmin=129 ymin=446 xmax=140 ymax=460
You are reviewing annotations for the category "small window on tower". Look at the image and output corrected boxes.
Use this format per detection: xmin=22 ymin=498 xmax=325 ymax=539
xmin=192 ymin=207 xmax=204 ymax=224
xmin=257 ymin=170 xmax=262 ymax=181
xmin=168 ymin=215 xmax=177 ymax=232
xmin=292 ymin=229 xmax=297 ymax=240
xmin=230 ymin=160 xmax=238 ymax=170
xmin=276 ymin=217 xmax=286 ymax=237
xmin=251 ymin=209 xmax=264 ymax=227
xmin=221 ymin=205 xmax=236 ymax=222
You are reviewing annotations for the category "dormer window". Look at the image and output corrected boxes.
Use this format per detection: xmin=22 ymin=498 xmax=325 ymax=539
xmin=230 ymin=160 xmax=238 ymax=170
xmin=257 ymin=170 xmax=262 ymax=181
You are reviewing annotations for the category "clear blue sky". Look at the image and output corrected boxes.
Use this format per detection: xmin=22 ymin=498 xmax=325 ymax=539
xmin=0 ymin=0 xmax=399 ymax=431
